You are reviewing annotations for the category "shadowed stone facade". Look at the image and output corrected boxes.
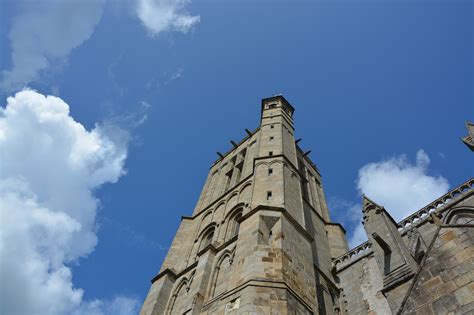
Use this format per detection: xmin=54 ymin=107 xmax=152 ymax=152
xmin=140 ymin=96 xmax=474 ymax=314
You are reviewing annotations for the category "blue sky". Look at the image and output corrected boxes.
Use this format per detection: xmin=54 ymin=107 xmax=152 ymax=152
xmin=0 ymin=1 xmax=472 ymax=314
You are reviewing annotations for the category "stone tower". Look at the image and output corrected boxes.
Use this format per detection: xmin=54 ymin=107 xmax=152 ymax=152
xmin=140 ymin=96 xmax=474 ymax=314
xmin=140 ymin=96 xmax=348 ymax=314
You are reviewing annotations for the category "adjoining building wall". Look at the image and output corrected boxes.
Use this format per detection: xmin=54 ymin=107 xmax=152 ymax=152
xmin=334 ymin=189 xmax=474 ymax=315
xmin=401 ymin=225 xmax=474 ymax=314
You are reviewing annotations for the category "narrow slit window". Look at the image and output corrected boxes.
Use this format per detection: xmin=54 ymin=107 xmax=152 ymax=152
xmin=268 ymin=168 xmax=273 ymax=176
xmin=269 ymin=151 xmax=273 ymax=156
xmin=269 ymin=136 xmax=274 ymax=142
xmin=270 ymin=125 xmax=274 ymax=129
xmin=267 ymin=191 xmax=272 ymax=200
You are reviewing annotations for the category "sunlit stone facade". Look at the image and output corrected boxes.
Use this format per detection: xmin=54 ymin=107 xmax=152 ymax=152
xmin=141 ymin=96 xmax=473 ymax=314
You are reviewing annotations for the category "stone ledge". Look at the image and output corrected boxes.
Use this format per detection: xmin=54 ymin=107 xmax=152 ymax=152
xmin=150 ymin=268 xmax=177 ymax=284
xmin=201 ymin=278 xmax=315 ymax=313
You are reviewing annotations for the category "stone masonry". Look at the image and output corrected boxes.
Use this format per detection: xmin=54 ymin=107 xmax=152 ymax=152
xmin=140 ymin=96 xmax=474 ymax=314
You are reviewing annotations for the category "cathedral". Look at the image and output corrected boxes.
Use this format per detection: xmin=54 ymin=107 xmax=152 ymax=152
xmin=140 ymin=96 xmax=473 ymax=314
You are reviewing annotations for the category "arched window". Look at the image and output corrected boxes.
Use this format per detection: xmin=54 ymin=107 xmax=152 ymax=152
xmin=444 ymin=208 xmax=474 ymax=225
xmin=199 ymin=228 xmax=215 ymax=251
xmin=229 ymin=212 xmax=242 ymax=239
xmin=167 ymin=279 xmax=189 ymax=314
xmin=212 ymin=255 xmax=231 ymax=297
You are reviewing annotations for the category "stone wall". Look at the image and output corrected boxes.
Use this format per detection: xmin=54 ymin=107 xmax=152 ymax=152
xmin=401 ymin=226 xmax=474 ymax=314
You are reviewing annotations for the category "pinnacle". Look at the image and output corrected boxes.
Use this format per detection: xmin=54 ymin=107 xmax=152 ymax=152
xmin=362 ymin=195 xmax=383 ymax=213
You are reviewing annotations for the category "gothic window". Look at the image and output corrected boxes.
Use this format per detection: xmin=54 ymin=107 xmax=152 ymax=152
xmin=168 ymin=279 xmax=189 ymax=314
xmin=228 ymin=211 xmax=242 ymax=239
xmin=212 ymin=255 xmax=231 ymax=297
xmin=199 ymin=228 xmax=215 ymax=252
xmin=444 ymin=208 xmax=474 ymax=225
xmin=298 ymin=159 xmax=310 ymax=201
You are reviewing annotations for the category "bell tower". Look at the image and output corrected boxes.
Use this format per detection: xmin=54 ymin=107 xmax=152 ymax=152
xmin=140 ymin=96 xmax=348 ymax=315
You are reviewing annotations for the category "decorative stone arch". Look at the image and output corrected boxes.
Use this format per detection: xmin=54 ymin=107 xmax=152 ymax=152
xmin=226 ymin=191 xmax=239 ymax=202
xmin=443 ymin=207 xmax=474 ymax=225
xmin=199 ymin=210 xmax=214 ymax=231
xmin=223 ymin=204 xmax=245 ymax=241
xmin=187 ymin=270 xmax=196 ymax=288
xmin=196 ymin=223 xmax=217 ymax=252
xmin=211 ymin=201 xmax=225 ymax=221
xmin=238 ymin=181 xmax=253 ymax=204
xmin=225 ymin=192 xmax=239 ymax=212
xmin=238 ymin=181 xmax=252 ymax=194
xmin=223 ymin=203 xmax=246 ymax=221
xmin=196 ymin=222 xmax=217 ymax=242
xmin=213 ymin=200 xmax=226 ymax=212
xmin=208 ymin=247 xmax=236 ymax=298
xmin=166 ymin=277 xmax=189 ymax=315
xmin=255 ymin=161 xmax=269 ymax=169
xmin=268 ymin=159 xmax=284 ymax=167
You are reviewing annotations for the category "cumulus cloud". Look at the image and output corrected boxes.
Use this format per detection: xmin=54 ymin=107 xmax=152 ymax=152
xmin=357 ymin=150 xmax=449 ymax=220
xmin=1 ymin=0 xmax=105 ymax=92
xmin=329 ymin=199 xmax=366 ymax=248
xmin=136 ymin=0 xmax=200 ymax=35
xmin=334 ymin=150 xmax=450 ymax=248
xmin=0 ymin=90 xmax=137 ymax=314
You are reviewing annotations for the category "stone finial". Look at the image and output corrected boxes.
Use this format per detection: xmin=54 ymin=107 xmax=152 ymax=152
xmin=362 ymin=195 xmax=383 ymax=214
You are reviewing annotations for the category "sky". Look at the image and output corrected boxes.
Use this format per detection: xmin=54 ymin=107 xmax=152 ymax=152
xmin=0 ymin=0 xmax=472 ymax=314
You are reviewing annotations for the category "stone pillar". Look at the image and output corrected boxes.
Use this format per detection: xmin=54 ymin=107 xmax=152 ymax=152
xmin=140 ymin=270 xmax=176 ymax=315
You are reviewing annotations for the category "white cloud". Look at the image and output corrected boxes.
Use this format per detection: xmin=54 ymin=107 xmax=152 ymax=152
xmin=1 ymin=0 xmax=105 ymax=92
xmin=1 ymin=0 xmax=200 ymax=92
xmin=72 ymin=296 xmax=141 ymax=315
xmin=0 ymin=90 xmax=138 ymax=315
xmin=337 ymin=150 xmax=450 ymax=248
xmin=357 ymin=150 xmax=449 ymax=221
xmin=136 ymin=0 xmax=200 ymax=35
xmin=348 ymin=219 xmax=367 ymax=248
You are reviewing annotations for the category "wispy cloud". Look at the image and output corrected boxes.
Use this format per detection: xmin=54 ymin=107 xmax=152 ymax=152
xmin=1 ymin=0 xmax=105 ymax=92
xmin=135 ymin=0 xmax=200 ymax=36
xmin=102 ymin=216 xmax=168 ymax=251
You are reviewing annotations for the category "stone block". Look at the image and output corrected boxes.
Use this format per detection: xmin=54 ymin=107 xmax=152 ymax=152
xmin=423 ymin=276 xmax=443 ymax=290
xmin=432 ymin=294 xmax=457 ymax=314
xmin=454 ymin=286 xmax=474 ymax=306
